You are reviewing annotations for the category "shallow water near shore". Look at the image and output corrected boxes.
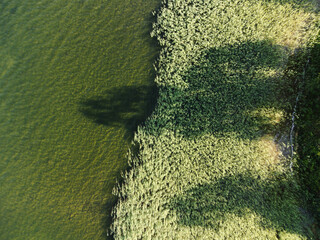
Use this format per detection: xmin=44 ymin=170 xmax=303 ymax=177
xmin=0 ymin=1 xmax=160 ymax=239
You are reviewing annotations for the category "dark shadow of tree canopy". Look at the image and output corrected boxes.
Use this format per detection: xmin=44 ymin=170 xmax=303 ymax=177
xmin=146 ymin=40 xmax=291 ymax=139
xmin=266 ymin=0 xmax=317 ymax=12
xmin=80 ymin=85 xmax=158 ymax=239
xmin=79 ymin=85 xmax=158 ymax=134
xmin=171 ymin=173 xmax=310 ymax=238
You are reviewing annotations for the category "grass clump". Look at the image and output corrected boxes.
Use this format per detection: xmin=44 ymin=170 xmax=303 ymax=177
xmin=111 ymin=0 xmax=319 ymax=239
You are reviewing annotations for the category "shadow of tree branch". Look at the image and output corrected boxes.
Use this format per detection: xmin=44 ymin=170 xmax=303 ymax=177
xmin=172 ymin=173 xmax=307 ymax=237
xmin=79 ymin=85 xmax=158 ymax=135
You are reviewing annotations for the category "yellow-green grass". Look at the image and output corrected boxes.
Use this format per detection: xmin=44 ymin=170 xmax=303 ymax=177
xmin=0 ymin=0 xmax=160 ymax=239
xmin=111 ymin=0 xmax=319 ymax=239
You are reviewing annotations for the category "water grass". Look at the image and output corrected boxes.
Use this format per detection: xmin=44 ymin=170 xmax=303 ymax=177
xmin=111 ymin=0 xmax=319 ymax=239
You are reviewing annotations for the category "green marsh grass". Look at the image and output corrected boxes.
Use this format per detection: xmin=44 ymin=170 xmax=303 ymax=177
xmin=111 ymin=0 xmax=320 ymax=239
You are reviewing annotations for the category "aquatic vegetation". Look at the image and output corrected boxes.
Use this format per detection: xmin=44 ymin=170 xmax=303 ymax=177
xmin=111 ymin=0 xmax=319 ymax=239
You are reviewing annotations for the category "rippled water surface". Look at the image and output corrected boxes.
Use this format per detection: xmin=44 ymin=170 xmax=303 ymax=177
xmin=0 ymin=1 xmax=160 ymax=239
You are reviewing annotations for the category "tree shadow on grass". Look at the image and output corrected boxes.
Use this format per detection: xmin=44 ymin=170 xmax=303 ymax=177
xmin=79 ymin=85 xmax=158 ymax=136
xmin=172 ymin=173 xmax=310 ymax=238
xmin=80 ymin=41 xmax=292 ymax=142
xmin=147 ymin=40 xmax=291 ymax=139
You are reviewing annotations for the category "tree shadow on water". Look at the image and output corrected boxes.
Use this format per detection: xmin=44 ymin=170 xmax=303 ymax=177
xmin=79 ymin=85 xmax=158 ymax=135
xmin=172 ymin=173 xmax=309 ymax=238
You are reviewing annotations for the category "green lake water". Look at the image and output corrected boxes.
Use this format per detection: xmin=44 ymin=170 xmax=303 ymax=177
xmin=0 ymin=1 xmax=160 ymax=239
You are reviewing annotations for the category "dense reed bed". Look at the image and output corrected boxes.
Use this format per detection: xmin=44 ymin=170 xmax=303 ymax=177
xmin=111 ymin=0 xmax=319 ymax=239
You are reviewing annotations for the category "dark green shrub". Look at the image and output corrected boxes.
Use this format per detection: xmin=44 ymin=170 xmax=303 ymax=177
xmin=297 ymin=38 xmax=320 ymax=221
